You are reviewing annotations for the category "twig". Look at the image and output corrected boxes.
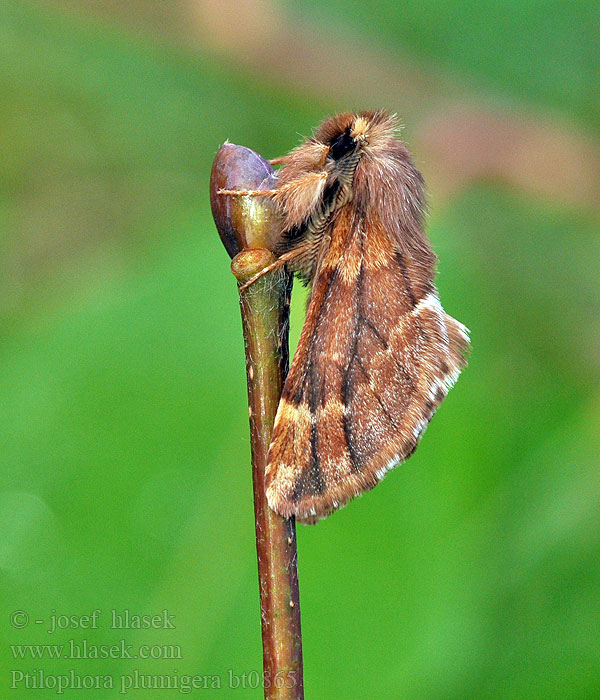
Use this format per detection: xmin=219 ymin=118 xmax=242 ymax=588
xmin=210 ymin=144 xmax=304 ymax=700
xmin=232 ymin=251 xmax=303 ymax=699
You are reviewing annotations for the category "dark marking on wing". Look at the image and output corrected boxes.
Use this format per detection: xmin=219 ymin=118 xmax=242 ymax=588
xmin=395 ymin=251 xmax=417 ymax=307
xmin=361 ymin=314 xmax=389 ymax=349
xmin=354 ymin=355 xmax=398 ymax=429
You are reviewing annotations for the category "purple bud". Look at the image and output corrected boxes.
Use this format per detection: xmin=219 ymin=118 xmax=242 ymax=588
xmin=210 ymin=143 xmax=281 ymax=258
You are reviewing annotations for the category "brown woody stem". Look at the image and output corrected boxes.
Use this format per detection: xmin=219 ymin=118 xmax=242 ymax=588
xmin=231 ymin=249 xmax=304 ymax=700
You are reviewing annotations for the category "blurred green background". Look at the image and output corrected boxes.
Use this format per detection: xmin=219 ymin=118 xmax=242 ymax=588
xmin=1 ymin=1 xmax=598 ymax=698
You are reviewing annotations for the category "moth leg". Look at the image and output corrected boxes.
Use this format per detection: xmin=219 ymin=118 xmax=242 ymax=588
xmin=239 ymin=247 xmax=306 ymax=291
xmin=217 ymin=188 xmax=278 ymax=197
xmin=269 ymin=157 xmax=286 ymax=165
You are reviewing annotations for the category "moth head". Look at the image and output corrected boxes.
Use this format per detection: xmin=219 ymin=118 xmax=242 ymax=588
xmin=313 ymin=115 xmax=364 ymax=185
xmin=274 ymin=110 xmax=414 ymax=234
xmin=316 ymin=110 xmax=398 ymax=171
xmin=328 ymin=126 xmax=358 ymax=162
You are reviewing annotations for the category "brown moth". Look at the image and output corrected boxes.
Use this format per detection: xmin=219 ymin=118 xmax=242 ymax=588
xmin=221 ymin=110 xmax=469 ymax=523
